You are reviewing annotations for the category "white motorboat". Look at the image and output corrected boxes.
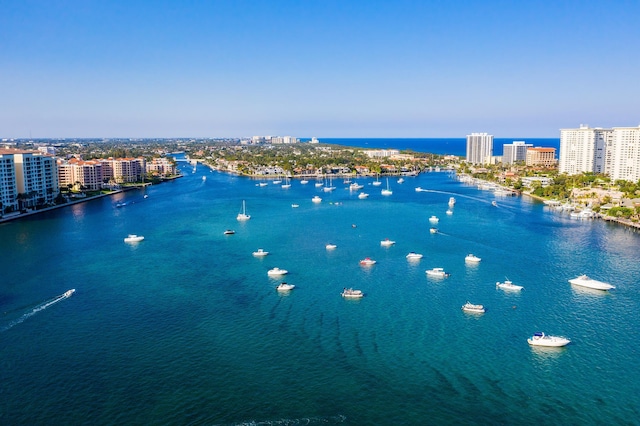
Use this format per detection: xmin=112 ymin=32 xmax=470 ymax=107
xmin=349 ymin=182 xmax=364 ymax=191
xmin=223 ymin=229 xmax=235 ymax=235
xmin=465 ymin=254 xmax=481 ymax=263
xmin=258 ymin=182 xmax=268 ymax=187
xmin=252 ymin=248 xmax=269 ymax=257
xmin=312 ymin=196 xmax=322 ymax=203
xmin=492 ymin=201 xmax=498 ymax=207
xmin=359 ymin=257 xmax=377 ymax=266
xmin=461 ymin=302 xmax=485 ymax=313
xmin=448 ymin=197 xmax=456 ymax=206
xmin=429 ymin=216 xmax=439 ymax=224
xmin=202 ymin=176 xmax=207 ymax=181
xmin=341 ymin=288 xmax=364 ymax=298
xmin=380 ymin=238 xmax=395 ymax=247
xmin=426 ymin=267 xmax=449 ymax=278
xmin=381 ymin=178 xmax=392 ymax=196
xmin=124 ymin=234 xmax=144 ymax=243
xmin=496 ymin=279 xmax=523 ymax=291
xmin=446 ymin=209 xmax=453 ymax=215
xmin=267 ymin=267 xmax=288 ymax=276
xmin=300 ymin=179 xmax=309 ymax=184
xmin=568 ymin=275 xmax=615 ymax=291
xmin=315 ymin=181 xmax=323 ymax=187
xmin=397 ymin=178 xmax=404 ymax=183
xmin=527 ymin=332 xmax=570 ymax=347
xmin=63 ymin=289 xmax=76 ymax=298
xmin=272 ymin=179 xmax=282 ymax=185
xmin=291 ymin=204 xmax=299 ymax=208
xmin=276 ymin=282 xmax=295 ymax=291
xmin=325 ymin=244 xmax=337 ymax=250
xmin=358 ymin=192 xmax=369 ymax=199
xmin=237 ymin=200 xmax=251 ymax=221
xmin=415 ymin=187 xmax=423 ymax=192
xmin=406 ymin=252 xmax=423 ymax=260
xmin=429 ymin=227 xmax=438 ymax=234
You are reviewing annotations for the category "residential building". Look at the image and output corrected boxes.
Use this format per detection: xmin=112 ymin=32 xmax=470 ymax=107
xmin=559 ymin=125 xmax=609 ymax=175
xmin=146 ymin=157 xmax=176 ymax=176
xmin=466 ymin=133 xmax=493 ymax=165
xmin=526 ymin=147 xmax=557 ymax=167
xmin=58 ymin=158 xmax=105 ymax=191
xmin=100 ymin=158 xmax=146 ymax=183
xmin=502 ymin=141 xmax=532 ymax=164
xmin=0 ymin=151 xmax=18 ymax=213
xmin=0 ymin=149 xmax=59 ymax=210
xmin=606 ymin=126 xmax=640 ymax=182
xmin=364 ymin=149 xmax=400 ymax=158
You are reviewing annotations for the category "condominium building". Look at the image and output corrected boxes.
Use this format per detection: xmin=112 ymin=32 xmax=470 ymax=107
xmin=364 ymin=149 xmax=400 ymax=158
xmin=0 ymin=149 xmax=58 ymax=211
xmin=466 ymin=133 xmax=493 ymax=165
xmin=559 ymin=125 xmax=609 ymax=175
xmin=0 ymin=151 xmax=18 ymax=212
xmin=58 ymin=159 xmax=105 ymax=191
xmin=146 ymin=157 xmax=177 ymax=176
xmin=100 ymin=158 xmax=146 ymax=183
xmin=502 ymin=141 xmax=532 ymax=164
xmin=526 ymin=147 xmax=557 ymax=167
xmin=606 ymin=126 xmax=640 ymax=182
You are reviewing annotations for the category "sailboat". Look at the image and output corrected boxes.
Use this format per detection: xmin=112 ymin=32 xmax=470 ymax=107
xmin=237 ymin=200 xmax=251 ymax=221
xmin=381 ymin=178 xmax=393 ymax=196
xmin=281 ymin=176 xmax=291 ymax=189
xmin=323 ymin=175 xmax=336 ymax=192
xmin=372 ymin=173 xmax=382 ymax=186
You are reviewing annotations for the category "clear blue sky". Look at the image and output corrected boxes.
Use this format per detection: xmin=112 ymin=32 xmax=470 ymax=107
xmin=1 ymin=0 xmax=639 ymax=139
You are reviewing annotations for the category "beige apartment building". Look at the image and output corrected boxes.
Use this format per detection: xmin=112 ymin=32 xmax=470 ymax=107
xmin=0 ymin=149 xmax=58 ymax=212
xmin=526 ymin=147 xmax=557 ymax=167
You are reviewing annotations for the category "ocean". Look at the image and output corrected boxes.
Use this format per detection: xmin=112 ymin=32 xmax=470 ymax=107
xmin=0 ymin=157 xmax=638 ymax=425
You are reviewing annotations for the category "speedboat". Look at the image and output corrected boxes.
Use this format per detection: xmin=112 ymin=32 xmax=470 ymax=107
xmin=426 ymin=267 xmax=449 ymax=278
xmin=568 ymin=275 xmax=615 ymax=291
xmin=397 ymin=178 xmax=404 ymax=183
xmin=406 ymin=252 xmax=423 ymax=260
xmin=358 ymin=192 xmax=369 ymax=199
xmin=429 ymin=216 xmax=439 ymax=224
xmin=380 ymin=239 xmax=395 ymax=246
xmin=267 ymin=267 xmax=288 ymax=276
xmin=446 ymin=209 xmax=453 ymax=215
xmin=359 ymin=257 xmax=377 ymax=266
xmin=276 ymin=282 xmax=295 ymax=291
xmin=349 ymin=182 xmax=364 ymax=191
xmin=223 ymin=229 xmax=235 ymax=235
xmin=300 ymin=179 xmax=309 ymax=184
xmin=461 ymin=302 xmax=485 ymax=313
xmin=465 ymin=254 xmax=481 ymax=263
xmin=124 ymin=234 xmax=144 ymax=243
xmin=291 ymin=204 xmax=299 ymax=208
xmin=341 ymin=288 xmax=364 ymax=298
xmin=325 ymin=244 xmax=337 ymax=250
xmin=312 ymin=196 xmax=322 ymax=203
xmin=429 ymin=227 xmax=438 ymax=234
xmin=492 ymin=201 xmax=498 ymax=207
xmin=448 ymin=197 xmax=456 ymax=206
xmin=258 ymin=182 xmax=268 ymax=187
xmin=527 ymin=332 xmax=570 ymax=347
xmin=252 ymin=248 xmax=269 ymax=256
xmin=64 ymin=289 xmax=76 ymax=297
xmin=496 ymin=280 xmax=524 ymax=291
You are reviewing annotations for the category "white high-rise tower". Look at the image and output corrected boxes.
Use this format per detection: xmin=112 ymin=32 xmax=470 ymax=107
xmin=466 ymin=133 xmax=493 ymax=165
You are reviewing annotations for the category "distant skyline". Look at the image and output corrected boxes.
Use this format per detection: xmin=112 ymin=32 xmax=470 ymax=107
xmin=2 ymin=0 xmax=639 ymax=139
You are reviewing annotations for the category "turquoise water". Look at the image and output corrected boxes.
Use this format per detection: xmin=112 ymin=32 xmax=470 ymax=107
xmin=1 ymin=164 xmax=639 ymax=425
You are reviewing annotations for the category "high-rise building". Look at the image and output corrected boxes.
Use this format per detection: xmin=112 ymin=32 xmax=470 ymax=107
xmin=0 ymin=149 xmax=59 ymax=211
xmin=526 ymin=148 xmax=557 ymax=167
xmin=466 ymin=133 xmax=493 ymax=165
xmin=502 ymin=141 xmax=533 ymax=164
xmin=605 ymin=126 xmax=640 ymax=182
xmin=559 ymin=125 xmax=609 ymax=175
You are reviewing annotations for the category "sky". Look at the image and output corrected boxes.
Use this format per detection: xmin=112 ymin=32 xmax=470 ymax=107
xmin=1 ymin=0 xmax=639 ymax=139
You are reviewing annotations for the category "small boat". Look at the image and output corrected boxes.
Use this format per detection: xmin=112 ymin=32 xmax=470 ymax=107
xmin=144 ymin=194 xmax=149 ymax=198
xmin=381 ymin=178 xmax=392 ymax=196
xmin=448 ymin=197 xmax=456 ymax=207
xmin=291 ymin=204 xmax=300 ymax=208
xmin=237 ymin=200 xmax=251 ymax=221
xmin=429 ymin=216 xmax=439 ymax=224
xmin=358 ymin=192 xmax=369 ymax=199
xmin=415 ymin=187 xmax=423 ymax=192
xmin=300 ymin=179 xmax=309 ymax=184
xmin=63 ymin=289 xmax=76 ymax=298
xmin=325 ymin=244 xmax=337 ymax=250
xmin=267 ymin=267 xmax=288 ymax=276
xmin=202 ymin=176 xmax=207 ymax=181
xmin=429 ymin=227 xmax=438 ymax=234
xmin=461 ymin=302 xmax=485 ymax=313
xmin=312 ymin=195 xmax=322 ymax=203
xmin=568 ymin=275 xmax=614 ymax=291
xmin=380 ymin=239 xmax=395 ymax=247
xmin=465 ymin=254 xmax=481 ymax=263
xmin=527 ymin=332 xmax=570 ymax=347
xmin=492 ymin=201 xmax=498 ymax=207
xmin=341 ymin=288 xmax=364 ymax=298
xmin=252 ymin=248 xmax=269 ymax=256
xmin=258 ymin=182 xmax=268 ymax=187
xmin=315 ymin=181 xmax=323 ymax=187
xmin=272 ymin=180 xmax=282 ymax=185
xmin=223 ymin=229 xmax=235 ymax=235
xmin=359 ymin=257 xmax=377 ymax=266
xmin=406 ymin=252 xmax=423 ymax=260
xmin=124 ymin=234 xmax=144 ymax=243
xmin=372 ymin=174 xmax=382 ymax=186
xmin=349 ymin=182 xmax=364 ymax=191
xmin=426 ymin=267 xmax=449 ymax=278
xmin=496 ymin=279 xmax=524 ymax=291
xmin=446 ymin=209 xmax=453 ymax=215
xmin=397 ymin=178 xmax=404 ymax=183
xmin=276 ymin=282 xmax=295 ymax=291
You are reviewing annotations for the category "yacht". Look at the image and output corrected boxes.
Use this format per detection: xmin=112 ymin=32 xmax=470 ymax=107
xmin=267 ymin=267 xmax=288 ymax=276
xmin=448 ymin=197 xmax=456 ymax=207
xmin=568 ymin=275 xmax=615 ymax=291
xmin=358 ymin=192 xmax=369 ymax=199
xmin=312 ymin=196 xmax=322 ymax=203
xmin=349 ymin=182 xmax=364 ymax=191
xmin=359 ymin=257 xmax=377 ymax=266
xmin=429 ymin=216 xmax=439 ymax=224
xmin=276 ymin=282 xmax=295 ymax=291
xmin=527 ymin=332 xmax=571 ymax=347
xmin=461 ymin=302 xmax=485 ymax=314
xmin=465 ymin=254 xmax=481 ymax=263
xmin=406 ymin=252 xmax=423 ymax=260
xmin=237 ymin=200 xmax=251 ymax=221
xmin=223 ymin=229 xmax=235 ymax=235
xmin=426 ymin=267 xmax=449 ymax=278
xmin=325 ymin=244 xmax=337 ymax=250
xmin=341 ymin=288 xmax=364 ymax=298
xmin=380 ymin=238 xmax=395 ymax=247
xmin=124 ymin=234 xmax=144 ymax=243
xmin=496 ymin=279 xmax=523 ymax=291
xmin=252 ymin=248 xmax=269 ymax=257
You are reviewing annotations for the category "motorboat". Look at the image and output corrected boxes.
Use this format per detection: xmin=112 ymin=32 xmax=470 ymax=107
xmin=415 ymin=187 xmax=423 ymax=192
xmin=358 ymin=192 xmax=369 ymax=199
xmin=446 ymin=209 xmax=453 ymax=215
xmin=397 ymin=178 xmax=404 ymax=183
xmin=359 ymin=257 xmax=377 ymax=266
xmin=406 ymin=252 xmax=423 ymax=260
xmin=202 ymin=176 xmax=207 ymax=181
xmin=465 ymin=254 xmax=481 ymax=263
xmin=258 ymin=182 xmax=268 ymax=187
xmin=276 ymin=282 xmax=295 ymax=291
xmin=426 ymin=267 xmax=449 ymax=278
xmin=341 ymin=288 xmax=364 ymax=298
xmin=429 ymin=227 xmax=438 ymax=234
xmin=252 ymin=248 xmax=269 ymax=257
xmin=527 ymin=332 xmax=570 ymax=347
xmin=223 ymin=229 xmax=235 ymax=235
xmin=491 ymin=201 xmax=498 ymax=207
xmin=568 ymin=275 xmax=615 ymax=291
xmin=272 ymin=180 xmax=282 ymax=185
xmin=448 ymin=197 xmax=456 ymax=207
xmin=267 ymin=267 xmax=288 ymax=276
xmin=315 ymin=181 xmax=323 ymax=188
xmin=64 ymin=289 xmax=76 ymax=298
xmin=461 ymin=302 xmax=485 ymax=313
xmin=325 ymin=244 xmax=337 ymax=250
xmin=291 ymin=204 xmax=299 ymax=208
xmin=496 ymin=280 xmax=524 ymax=291
xmin=380 ymin=239 xmax=395 ymax=247
xmin=124 ymin=234 xmax=144 ymax=243
xmin=237 ymin=200 xmax=251 ymax=221
xmin=312 ymin=196 xmax=322 ymax=203
xmin=429 ymin=216 xmax=439 ymax=224
xmin=349 ymin=182 xmax=364 ymax=191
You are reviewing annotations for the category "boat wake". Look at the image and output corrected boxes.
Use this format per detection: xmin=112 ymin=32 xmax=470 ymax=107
xmin=217 ymin=414 xmax=347 ymax=426
xmin=1 ymin=289 xmax=75 ymax=332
